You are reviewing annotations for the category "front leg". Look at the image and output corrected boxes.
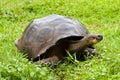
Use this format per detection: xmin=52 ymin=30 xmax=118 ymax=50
xmin=85 ymin=46 xmax=97 ymax=56
xmin=76 ymin=46 xmax=97 ymax=61
xmin=34 ymin=55 xmax=60 ymax=65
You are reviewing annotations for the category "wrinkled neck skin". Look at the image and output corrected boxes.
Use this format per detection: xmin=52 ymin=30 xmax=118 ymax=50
xmin=68 ymin=38 xmax=89 ymax=53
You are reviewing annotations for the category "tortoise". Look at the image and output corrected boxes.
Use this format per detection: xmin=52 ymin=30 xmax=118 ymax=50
xmin=15 ymin=14 xmax=103 ymax=64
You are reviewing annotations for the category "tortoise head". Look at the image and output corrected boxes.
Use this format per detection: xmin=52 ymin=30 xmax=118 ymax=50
xmin=67 ymin=34 xmax=103 ymax=52
xmin=84 ymin=34 xmax=103 ymax=46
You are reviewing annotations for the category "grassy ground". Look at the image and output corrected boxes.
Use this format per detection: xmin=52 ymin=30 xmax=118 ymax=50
xmin=0 ymin=0 xmax=120 ymax=80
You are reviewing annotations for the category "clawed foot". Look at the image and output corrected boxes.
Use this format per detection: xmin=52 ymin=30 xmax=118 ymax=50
xmin=85 ymin=47 xmax=98 ymax=56
xmin=34 ymin=60 xmax=54 ymax=65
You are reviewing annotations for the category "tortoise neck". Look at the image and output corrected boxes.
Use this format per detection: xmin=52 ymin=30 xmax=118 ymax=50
xmin=68 ymin=38 xmax=88 ymax=53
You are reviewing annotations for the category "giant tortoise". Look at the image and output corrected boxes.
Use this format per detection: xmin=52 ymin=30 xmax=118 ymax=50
xmin=15 ymin=14 xmax=103 ymax=64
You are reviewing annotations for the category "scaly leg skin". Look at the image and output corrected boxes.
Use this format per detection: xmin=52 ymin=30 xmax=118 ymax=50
xmin=83 ymin=47 xmax=102 ymax=60
xmin=85 ymin=47 xmax=97 ymax=56
xmin=85 ymin=47 xmax=102 ymax=59
xmin=76 ymin=47 xmax=97 ymax=61
xmin=34 ymin=55 xmax=60 ymax=65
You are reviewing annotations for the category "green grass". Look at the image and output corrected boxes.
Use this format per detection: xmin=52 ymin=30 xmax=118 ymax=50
xmin=0 ymin=0 xmax=120 ymax=80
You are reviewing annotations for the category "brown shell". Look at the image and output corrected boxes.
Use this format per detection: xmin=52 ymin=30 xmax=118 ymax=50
xmin=17 ymin=14 xmax=89 ymax=59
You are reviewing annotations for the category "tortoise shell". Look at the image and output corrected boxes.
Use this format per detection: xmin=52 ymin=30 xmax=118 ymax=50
xmin=15 ymin=14 xmax=90 ymax=60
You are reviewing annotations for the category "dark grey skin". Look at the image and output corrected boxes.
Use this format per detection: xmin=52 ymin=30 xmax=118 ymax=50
xmin=35 ymin=34 xmax=103 ymax=65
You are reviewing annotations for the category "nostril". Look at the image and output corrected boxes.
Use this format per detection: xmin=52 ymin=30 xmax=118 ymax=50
xmin=98 ymin=35 xmax=103 ymax=40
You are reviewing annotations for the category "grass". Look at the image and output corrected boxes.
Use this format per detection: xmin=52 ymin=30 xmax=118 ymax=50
xmin=0 ymin=0 xmax=120 ymax=80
